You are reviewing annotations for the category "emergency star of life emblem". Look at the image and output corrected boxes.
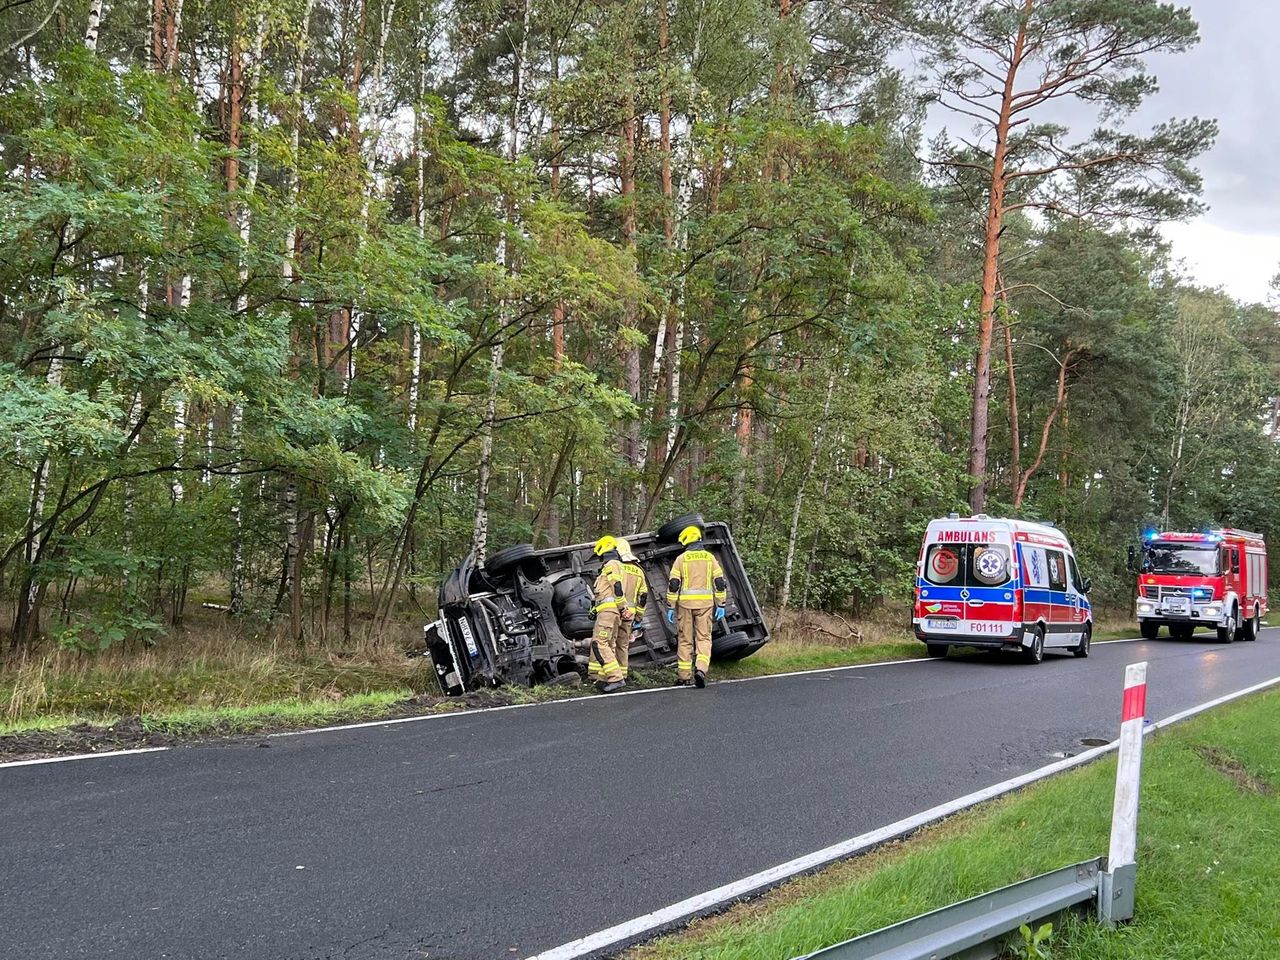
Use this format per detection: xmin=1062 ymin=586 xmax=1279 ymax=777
xmin=975 ymin=549 xmax=1004 ymax=582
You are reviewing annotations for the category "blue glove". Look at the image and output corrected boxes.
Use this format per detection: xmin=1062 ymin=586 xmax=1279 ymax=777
xmin=666 ymin=609 xmax=676 ymax=625
xmin=714 ymin=606 xmax=726 ymax=622
xmin=632 ymin=618 xmax=644 ymax=630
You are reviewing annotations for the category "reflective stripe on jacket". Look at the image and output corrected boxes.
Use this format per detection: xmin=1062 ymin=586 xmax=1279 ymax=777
xmin=666 ymin=548 xmax=727 ymax=609
xmin=592 ymin=558 xmax=628 ymax=613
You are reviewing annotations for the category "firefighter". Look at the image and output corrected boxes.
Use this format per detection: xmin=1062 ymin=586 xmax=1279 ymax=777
xmin=589 ymin=535 xmax=632 ymax=693
xmin=665 ymin=525 xmax=727 ymax=688
xmin=617 ymin=538 xmax=649 ymax=681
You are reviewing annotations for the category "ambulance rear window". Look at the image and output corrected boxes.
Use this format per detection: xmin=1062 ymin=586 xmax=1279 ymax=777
xmin=923 ymin=543 xmax=1012 ymax=587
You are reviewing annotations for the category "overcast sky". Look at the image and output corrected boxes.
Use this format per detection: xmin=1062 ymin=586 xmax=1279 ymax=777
xmin=1139 ymin=1 xmax=1280 ymax=304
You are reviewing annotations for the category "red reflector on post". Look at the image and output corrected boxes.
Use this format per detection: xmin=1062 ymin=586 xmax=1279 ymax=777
xmin=1121 ymin=682 xmax=1147 ymax=723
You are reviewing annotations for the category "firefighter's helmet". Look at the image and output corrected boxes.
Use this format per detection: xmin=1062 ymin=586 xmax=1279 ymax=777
xmin=593 ymin=535 xmax=620 ymax=557
xmin=618 ymin=538 xmax=637 ymax=562
xmin=678 ymin=525 xmax=702 ymax=546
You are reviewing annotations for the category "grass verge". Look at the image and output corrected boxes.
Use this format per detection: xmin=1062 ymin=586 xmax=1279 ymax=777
xmin=0 ymin=612 xmax=1140 ymax=749
xmin=623 ymin=687 xmax=1280 ymax=960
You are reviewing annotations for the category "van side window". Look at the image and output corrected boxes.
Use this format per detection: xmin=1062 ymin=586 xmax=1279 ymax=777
xmin=1067 ymin=554 xmax=1082 ymax=593
xmin=1046 ymin=550 xmax=1067 ymax=591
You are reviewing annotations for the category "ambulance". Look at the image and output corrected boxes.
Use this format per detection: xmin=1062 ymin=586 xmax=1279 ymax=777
xmin=913 ymin=514 xmax=1093 ymax=664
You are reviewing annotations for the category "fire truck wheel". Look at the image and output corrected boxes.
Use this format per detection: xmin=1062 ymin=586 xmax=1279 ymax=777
xmin=1241 ymin=608 xmax=1260 ymax=642
xmin=1170 ymin=623 xmax=1194 ymax=640
xmin=1216 ymin=606 xmax=1238 ymax=644
xmin=1021 ymin=626 xmax=1045 ymax=664
xmin=1140 ymin=621 xmax=1159 ymax=641
xmin=926 ymin=643 xmax=948 ymax=658
xmin=1072 ymin=625 xmax=1091 ymax=658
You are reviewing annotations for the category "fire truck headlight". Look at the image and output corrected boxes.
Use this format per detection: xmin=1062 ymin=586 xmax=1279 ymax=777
xmin=1203 ymin=604 xmax=1221 ymax=617
xmin=1137 ymin=601 xmax=1154 ymax=614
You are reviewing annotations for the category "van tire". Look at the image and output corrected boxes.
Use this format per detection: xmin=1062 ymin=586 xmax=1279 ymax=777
xmin=1217 ymin=606 xmax=1238 ymax=644
xmin=711 ymin=630 xmax=752 ymax=661
xmin=1139 ymin=621 xmax=1159 ymax=640
xmin=926 ymin=643 xmax=948 ymax=658
xmin=657 ymin=514 xmax=706 ymax=544
xmin=1022 ymin=626 xmax=1045 ymax=664
xmin=1073 ymin=625 xmax=1091 ymax=658
xmin=486 ymin=544 xmax=537 ymax=575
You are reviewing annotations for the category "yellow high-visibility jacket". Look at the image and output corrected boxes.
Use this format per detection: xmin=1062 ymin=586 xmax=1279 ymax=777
xmin=621 ymin=562 xmax=648 ymax=618
xmin=592 ymin=558 xmax=629 ymax=615
xmin=666 ymin=548 xmax=727 ymax=611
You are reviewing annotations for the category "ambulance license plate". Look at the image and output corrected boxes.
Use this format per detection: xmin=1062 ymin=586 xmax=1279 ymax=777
xmin=1164 ymin=597 xmax=1190 ymax=616
xmin=925 ymin=618 xmax=959 ymax=631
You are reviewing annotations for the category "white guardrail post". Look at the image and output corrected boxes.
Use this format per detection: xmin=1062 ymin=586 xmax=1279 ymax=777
xmin=1100 ymin=660 xmax=1147 ymax=925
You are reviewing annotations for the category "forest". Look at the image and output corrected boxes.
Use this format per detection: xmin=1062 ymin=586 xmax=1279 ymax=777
xmin=3 ymin=0 xmax=1277 ymax=654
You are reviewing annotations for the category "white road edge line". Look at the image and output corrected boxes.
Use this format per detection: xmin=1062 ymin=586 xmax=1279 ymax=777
xmin=270 ymin=636 xmax=1152 ymax=740
xmin=522 ymin=671 xmax=1280 ymax=960
xmin=0 ymin=746 xmax=170 ymax=770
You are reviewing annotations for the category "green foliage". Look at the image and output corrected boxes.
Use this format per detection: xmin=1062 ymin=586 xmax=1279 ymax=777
xmin=0 ymin=0 xmax=1269 ymax=653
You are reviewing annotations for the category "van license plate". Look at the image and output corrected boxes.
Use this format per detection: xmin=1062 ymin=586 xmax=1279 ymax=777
xmin=1164 ymin=597 xmax=1190 ymax=616
xmin=925 ymin=618 xmax=959 ymax=631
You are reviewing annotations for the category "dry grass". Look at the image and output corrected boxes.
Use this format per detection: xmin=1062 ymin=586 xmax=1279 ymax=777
xmin=1 ymin=613 xmax=432 ymax=727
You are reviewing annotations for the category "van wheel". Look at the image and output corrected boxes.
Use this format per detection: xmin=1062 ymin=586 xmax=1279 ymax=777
xmin=1217 ymin=606 xmax=1238 ymax=644
xmin=1022 ymin=626 xmax=1045 ymax=665
xmin=926 ymin=643 xmax=948 ymax=659
xmin=1241 ymin=608 xmax=1260 ymax=642
xmin=1073 ymin=625 xmax=1092 ymax=658
xmin=657 ymin=514 xmax=706 ymax=543
xmin=486 ymin=544 xmax=536 ymax=575
xmin=1139 ymin=621 xmax=1159 ymax=641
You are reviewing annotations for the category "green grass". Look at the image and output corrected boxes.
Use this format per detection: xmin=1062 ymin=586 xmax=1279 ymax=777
xmin=139 ymin=689 xmax=417 ymax=735
xmin=714 ymin=638 xmax=924 ymax=678
xmin=625 ymin=688 xmax=1280 ymax=960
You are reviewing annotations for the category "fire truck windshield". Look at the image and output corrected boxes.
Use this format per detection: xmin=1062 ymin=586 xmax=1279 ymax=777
xmin=1143 ymin=544 xmax=1219 ymax=576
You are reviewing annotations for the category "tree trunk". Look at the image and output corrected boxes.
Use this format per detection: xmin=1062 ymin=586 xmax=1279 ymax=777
xmin=473 ymin=0 xmax=530 ymax=560
xmin=84 ymin=0 xmax=103 ymax=51
xmin=967 ymin=1 xmax=1031 ymax=513
xmin=999 ymin=277 xmax=1020 ymax=503
xmin=780 ymin=371 xmax=834 ymax=611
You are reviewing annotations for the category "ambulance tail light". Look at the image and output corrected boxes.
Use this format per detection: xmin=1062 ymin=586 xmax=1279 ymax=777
xmin=1013 ymin=588 xmax=1024 ymax=624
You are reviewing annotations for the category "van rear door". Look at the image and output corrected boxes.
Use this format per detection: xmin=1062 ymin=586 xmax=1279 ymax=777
xmin=920 ymin=524 xmax=1016 ymax=640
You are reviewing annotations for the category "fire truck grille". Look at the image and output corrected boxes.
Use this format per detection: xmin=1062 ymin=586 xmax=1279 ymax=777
xmin=1158 ymin=586 xmax=1192 ymax=599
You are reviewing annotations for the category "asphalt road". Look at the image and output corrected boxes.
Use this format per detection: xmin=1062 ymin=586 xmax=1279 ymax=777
xmin=4 ymin=632 xmax=1280 ymax=960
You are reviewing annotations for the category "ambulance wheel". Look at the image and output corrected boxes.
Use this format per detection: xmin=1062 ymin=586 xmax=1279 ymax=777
xmin=486 ymin=544 xmax=537 ymax=575
xmin=1139 ymin=621 xmax=1159 ymax=640
xmin=1217 ymin=605 xmax=1238 ymax=643
xmin=1072 ymin=625 xmax=1092 ymax=658
xmin=657 ymin=514 xmax=706 ymax=543
xmin=1241 ymin=608 xmax=1260 ymax=641
xmin=926 ymin=643 xmax=948 ymax=658
xmin=1022 ymin=627 xmax=1045 ymax=664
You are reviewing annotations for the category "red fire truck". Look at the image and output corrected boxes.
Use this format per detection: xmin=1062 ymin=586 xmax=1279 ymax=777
xmin=1132 ymin=529 xmax=1268 ymax=643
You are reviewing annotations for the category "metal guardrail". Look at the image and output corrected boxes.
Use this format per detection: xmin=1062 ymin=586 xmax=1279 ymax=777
xmin=796 ymin=858 xmax=1105 ymax=960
